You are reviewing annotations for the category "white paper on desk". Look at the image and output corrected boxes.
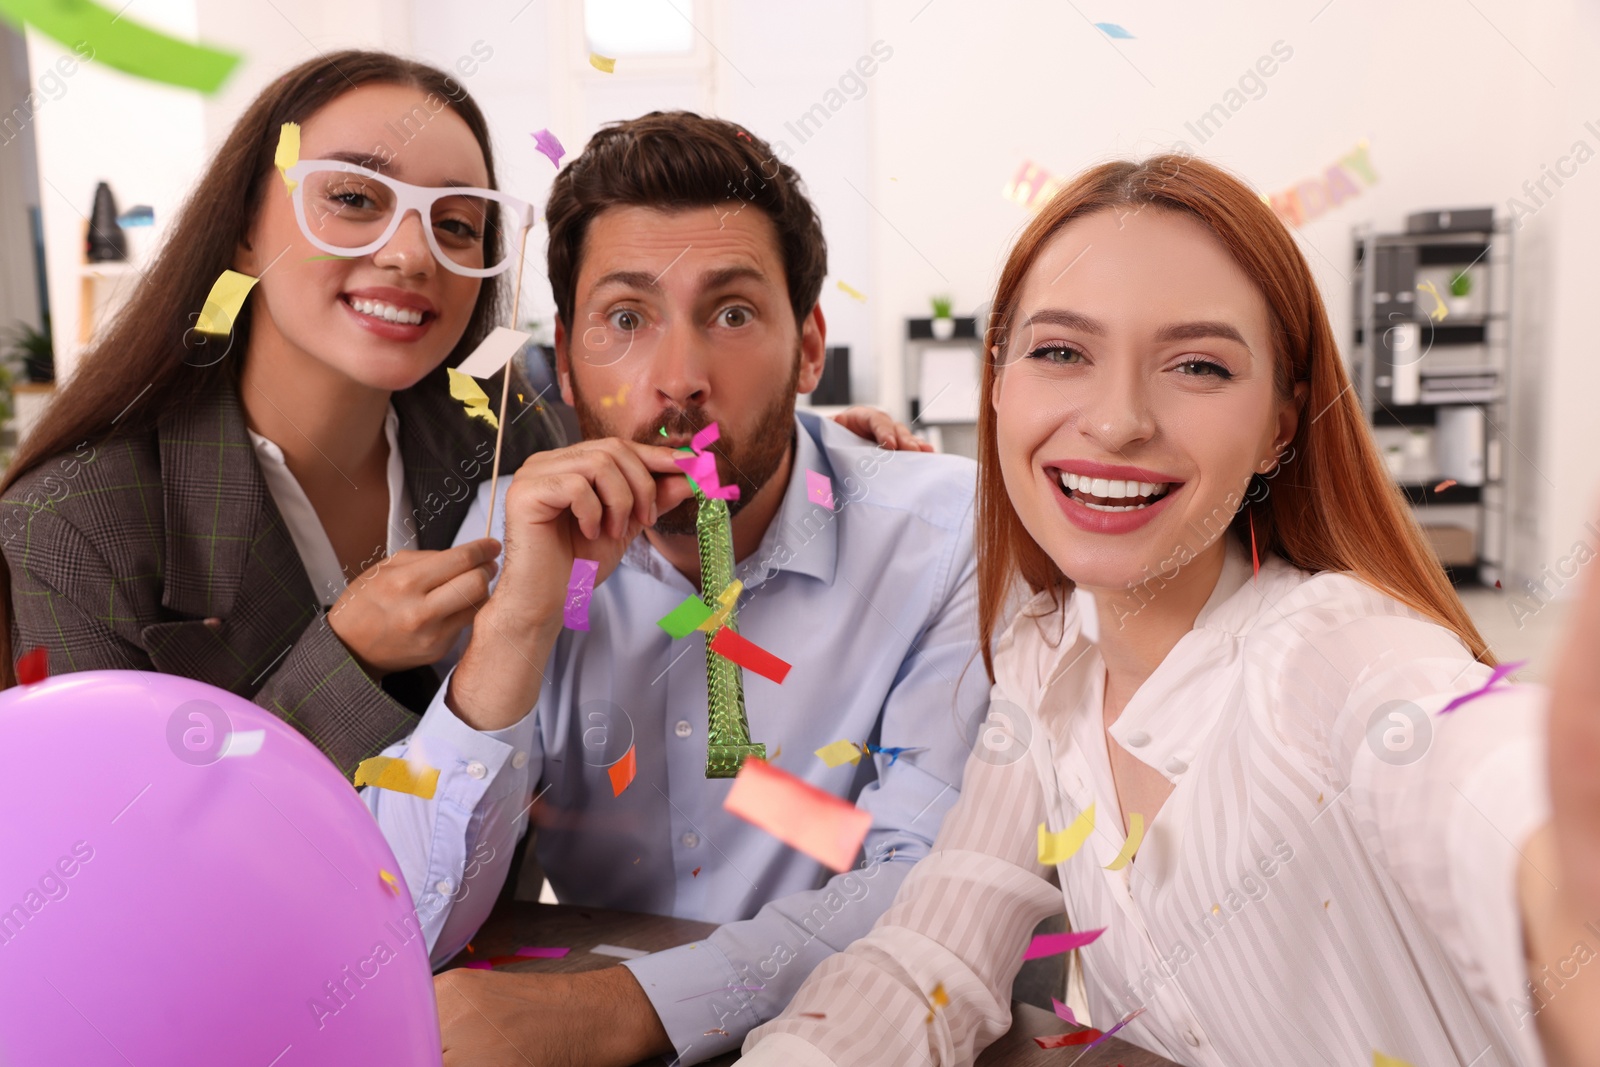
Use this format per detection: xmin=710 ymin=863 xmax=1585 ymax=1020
xmin=918 ymin=347 xmax=982 ymax=423
xmin=457 ymin=326 xmax=532 ymax=379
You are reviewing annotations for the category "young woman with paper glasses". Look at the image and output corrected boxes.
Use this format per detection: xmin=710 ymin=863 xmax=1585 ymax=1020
xmin=740 ymin=156 xmax=1600 ymax=1067
xmin=0 ymin=50 xmax=917 ymax=773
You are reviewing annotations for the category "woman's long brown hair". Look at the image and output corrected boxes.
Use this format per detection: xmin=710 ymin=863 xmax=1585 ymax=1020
xmin=976 ymin=154 xmax=1493 ymax=679
xmin=0 ymin=50 xmax=513 ymax=686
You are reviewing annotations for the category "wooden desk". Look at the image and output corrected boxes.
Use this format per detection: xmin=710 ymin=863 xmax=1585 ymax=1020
xmin=445 ymin=901 xmax=1178 ymax=1066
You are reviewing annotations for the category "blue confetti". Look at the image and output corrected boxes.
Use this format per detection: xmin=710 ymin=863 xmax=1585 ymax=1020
xmin=1095 ymin=22 xmax=1134 ymax=39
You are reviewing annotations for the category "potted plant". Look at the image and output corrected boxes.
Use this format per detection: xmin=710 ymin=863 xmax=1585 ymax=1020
xmin=1447 ymin=268 xmax=1475 ymax=317
xmin=10 ymin=319 xmax=53 ymax=384
xmin=930 ymin=294 xmax=954 ymax=340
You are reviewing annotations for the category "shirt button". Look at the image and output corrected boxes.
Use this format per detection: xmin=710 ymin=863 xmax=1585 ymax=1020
xmin=466 ymin=761 xmax=487 ymax=779
xmin=1165 ymin=756 xmax=1189 ymax=774
xmin=1125 ymin=730 xmax=1151 ymax=747
xmin=1185 ymin=1030 xmax=1201 ymax=1047
xmin=681 ymin=831 xmax=700 ymax=848
xmin=436 ymin=880 xmax=453 ymax=895
xmin=512 ymin=751 xmax=528 ymax=770
xmin=674 ymin=720 xmax=693 ymax=739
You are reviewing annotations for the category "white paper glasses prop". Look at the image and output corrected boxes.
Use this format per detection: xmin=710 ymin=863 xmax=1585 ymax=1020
xmin=284 ymin=159 xmax=535 ymax=278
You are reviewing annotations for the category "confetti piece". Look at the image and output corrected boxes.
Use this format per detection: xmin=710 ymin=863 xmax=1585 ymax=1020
xmin=15 ymin=647 xmax=48 ymax=685
xmin=815 ymin=739 xmax=864 ymax=768
xmin=447 ymin=367 xmax=500 ymax=429
xmin=589 ymin=51 xmax=616 ymax=73
xmin=1374 ymin=1053 xmax=1416 ymax=1067
xmin=608 ymin=743 xmax=637 ymax=797
xmin=195 ymin=269 xmax=258 ymax=337
xmin=865 ymin=743 xmax=924 ymax=765
xmin=836 ymin=280 xmax=867 ymax=302
xmin=564 ymin=558 xmax=599 ymax=630
xmin=1438 ymin=659 xmax=1526 ymax=715
xmin=674 ymin=450 xmax=739 ymax=500
xmin=1434 ymin=478 xmax=1458 ymax=492
xmin=1086 ymin=1006 xmax=1145 ymax=1048
xmin=591 ymin=943 xmax=648 ymax=960
xmin=1095 ymin=21 xmax=1134 ymax=38
xmin=770 ymin=744 xmax=782 ymax=760
xmin=659 ymin=427 xmax=669 ymax=437
xmin=691 ymin=423 xmax=721 ymax=453
xmin=692 ymin=866 xmax=702 ymax=877
xmin=723 ymin=757 xmax=871 ymax=872
xmin=705 ymin=1028 xmax=730 ymax=1037
xmin=1038 ymin=803 xmax=1095 ymax=865
xmin=696 ymin=579 xmax=743 ymax=633
xmin=599 ymin=383 xmax=630 ymax=408
xmin=735 ymin=130 xmax=752 ymax=142
xmin=659 ymin=596 xmax=715 ymax=638
xmin=353 ymin=755 xmax=440 ymax=799
xmin=301 ymin=254 xmax=355 ymax=262
xmin=531 ymin=127 xmax=565 ymax=167
xmin=1035 ymin=1030 xmax=1103 ymax=1048
xmin=924 ymin=982 xmax=949 ymax=1023
xmin=464 ymin=960 xmax=494 ymax=970
xmin=274 ymin=122 xmax=300 ymax=194
xmin=1023 ymin=927 xmax=1105 ymax=960
xmin=1212 ymin=904 xmax=1222 ymax=915
xmin=515 ymin=946 xmax=571 ymax=959
xmin=380 ymin=869 xmax=401 ymax=895
xmin=1051 ymin=998 xmax=1078 ymax=1025
xmin=1417 ymin=280 xmax=1449 ymax=321
xmin=801 ymin=1012 xmax=826 ymax=1019
xmin=0 ymin=0 xmax=240 ymax=93
xmin=806 ymin=469 xmax=834 ymax=509
xmin=709 ymin=627 xmax=792 ymax=684
xmin=456 ymin=325 xmax=532 ymax=379
xmin=1103 ymin=812 xmax=1144 ymax=870
xmin=219 ymin=729 xmax=264 ymax=757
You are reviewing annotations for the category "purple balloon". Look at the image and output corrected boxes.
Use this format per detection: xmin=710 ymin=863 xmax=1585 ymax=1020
xmin=0 ymin=671 xmax=442 ymax=1066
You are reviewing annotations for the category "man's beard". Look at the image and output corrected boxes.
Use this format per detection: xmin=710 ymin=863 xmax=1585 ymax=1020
xmin=570 ymin=351 xmax=801 ymax=536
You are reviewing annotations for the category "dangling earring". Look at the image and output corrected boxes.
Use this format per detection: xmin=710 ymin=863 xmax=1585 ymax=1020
xmin=1248 ymin=507 xmax=1260 ymax=581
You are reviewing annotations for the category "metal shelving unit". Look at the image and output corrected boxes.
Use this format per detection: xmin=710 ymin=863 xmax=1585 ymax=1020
xmin=1350 ymin=212 xmax=1512 ymax=587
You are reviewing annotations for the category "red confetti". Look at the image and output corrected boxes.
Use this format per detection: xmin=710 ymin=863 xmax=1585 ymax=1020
xmin=1434 ymin=478 xmax=1458 ymax=493
xmin=708 ymin=627 xmax=792 ymax=684
xmin=15 ymin=646 xmax=48 ymax=685
xmin=736 ymin=131 xmax=751 ymax=141
xmin=608 ymin=744 xmax=637 ymax=797
xmin=1035 ymin=1030 xmax=1103 ymax=1048
xmin=692 ymin=866 xmax=702 ymax=877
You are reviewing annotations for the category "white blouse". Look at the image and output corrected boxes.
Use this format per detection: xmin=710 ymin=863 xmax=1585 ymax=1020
xmin=247 ymin=404 xmax=414 ymax=607
xmin=742 ymin=540 xmax=1550 ymax=1067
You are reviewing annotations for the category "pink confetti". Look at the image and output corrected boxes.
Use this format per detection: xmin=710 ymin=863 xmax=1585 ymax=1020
xmin=464 ymin=961 xmax=494 ymax=970
xmin=515 ymin=946 xmax=571 ymax=959
xmin=531 ymin=128 xmax=565 ymax=167
xmin=1022 ymin=927 xmax=1104 ymax=960
xmin=563 ymin=559 xmax=599 ymax=630
xmin=674 ymin=450 xmax=740 ymax=501
xmin=691 ymin=423 xmax=721 ymax=453
xmin=1438 ymin=660 xmax=1526 ymax=715
xmin=806 ymin=469 xmax=834 ymax=509
xmin=1051 ymin=997 xmax=1078 ymax=1025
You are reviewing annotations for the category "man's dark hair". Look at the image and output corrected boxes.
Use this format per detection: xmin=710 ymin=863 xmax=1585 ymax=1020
xmin=546 ymin=110 xmax=827 ymax=331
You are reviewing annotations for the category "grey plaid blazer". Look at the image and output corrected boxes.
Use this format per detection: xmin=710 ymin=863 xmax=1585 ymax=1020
xmin=1 ymin=368 xmax=558 ymax=775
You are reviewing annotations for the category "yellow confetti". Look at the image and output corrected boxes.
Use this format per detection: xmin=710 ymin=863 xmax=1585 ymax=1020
xmin=696 ymin=579 xmax=743 ymax=633
xmin=447 ymin=367 xmax=500 ymax=429
xmin=354 ymin=755 xmax=440 ymax=799
xmin=924 ymin=981 xmax=949 ymax=1023
xmin=600 ymin=383 xmax=631 ymax=408
xmin=1212 ymin=904 xmax=1222 ymax=915
xmin=1037 ymin=803 xmax=1095 ymax=866
xmin=1374 ymin=1053 xmax=1415 ymax=1067
xmin=835 ymin=279 xmax=867 ymax=302
xmin=518 ymin=393 xmax=525 ymax=402
xmin=379 ymin=869 xmax=401 ymax=895
xmin=769 ymin=744 xmax=782 ymax=761
xmin=1103 ymin=812 xmax=1144 ymax=871
xmin=195 ymin=269 xmax=259 ymax=337
xmin=590 ymin=52 xmax=616 ymax=73
xmin=274 ymin=122 xmax=300 ymax=195
xmin=815 ymin=739 xmax=863 ymax=768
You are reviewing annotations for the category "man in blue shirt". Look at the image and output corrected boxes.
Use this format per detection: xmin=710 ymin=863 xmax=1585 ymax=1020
xmin=363 ymin=111 xmax=989 ymax=1065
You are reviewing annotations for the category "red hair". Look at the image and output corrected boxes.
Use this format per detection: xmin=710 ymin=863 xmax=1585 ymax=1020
xmin=976 ymin=154 xmax=1492 ymax=678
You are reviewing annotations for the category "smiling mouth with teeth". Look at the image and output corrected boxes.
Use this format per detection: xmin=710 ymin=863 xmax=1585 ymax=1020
xmin=344 ymin=296 xmax=429 ymax=326
xmin=1058 ymin=470 xmax=1175 ymax=512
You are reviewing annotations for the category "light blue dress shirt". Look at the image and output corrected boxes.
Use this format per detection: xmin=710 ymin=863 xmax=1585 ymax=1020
xmin=363 ymin=411 xmax=990 ymax=1062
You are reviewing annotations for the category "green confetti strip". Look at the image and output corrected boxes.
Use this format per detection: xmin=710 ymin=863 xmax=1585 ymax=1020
xmin=657 ymin=596 xmax=713 ymax=640
xmin=696 ymin=489 xmax=764 ymax=777
xmin=0 ymin=0 xmax=240 ymax=94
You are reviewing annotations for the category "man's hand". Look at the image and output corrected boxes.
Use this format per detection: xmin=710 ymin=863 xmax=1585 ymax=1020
xmin=327 ymin=539 xmax=501 ymax=678
xmin=831 ymin=406 xmax=934 ymax=452
xmin=445 ymin=440 xmax=693 ymax=733
xmin=435 ymin=966 xmax=672 ymax=1067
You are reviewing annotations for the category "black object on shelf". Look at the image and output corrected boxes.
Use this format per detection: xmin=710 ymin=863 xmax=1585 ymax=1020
xmin=1405 ymin=207 xmax=1494 ymax=235
xmin=1397 ymin=482 xmax=1483 ymax=507
xmin=906 ymin=317 xmax=978 ymax=340
xmin=86 ymin=182 xmax=127 ymax=263
xmin=812 ymin=345 xmax=852 ymax=406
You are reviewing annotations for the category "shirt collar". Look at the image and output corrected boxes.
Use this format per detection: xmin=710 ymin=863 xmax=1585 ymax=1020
xmin=622 ymin=412 xmax=839 ymax=591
